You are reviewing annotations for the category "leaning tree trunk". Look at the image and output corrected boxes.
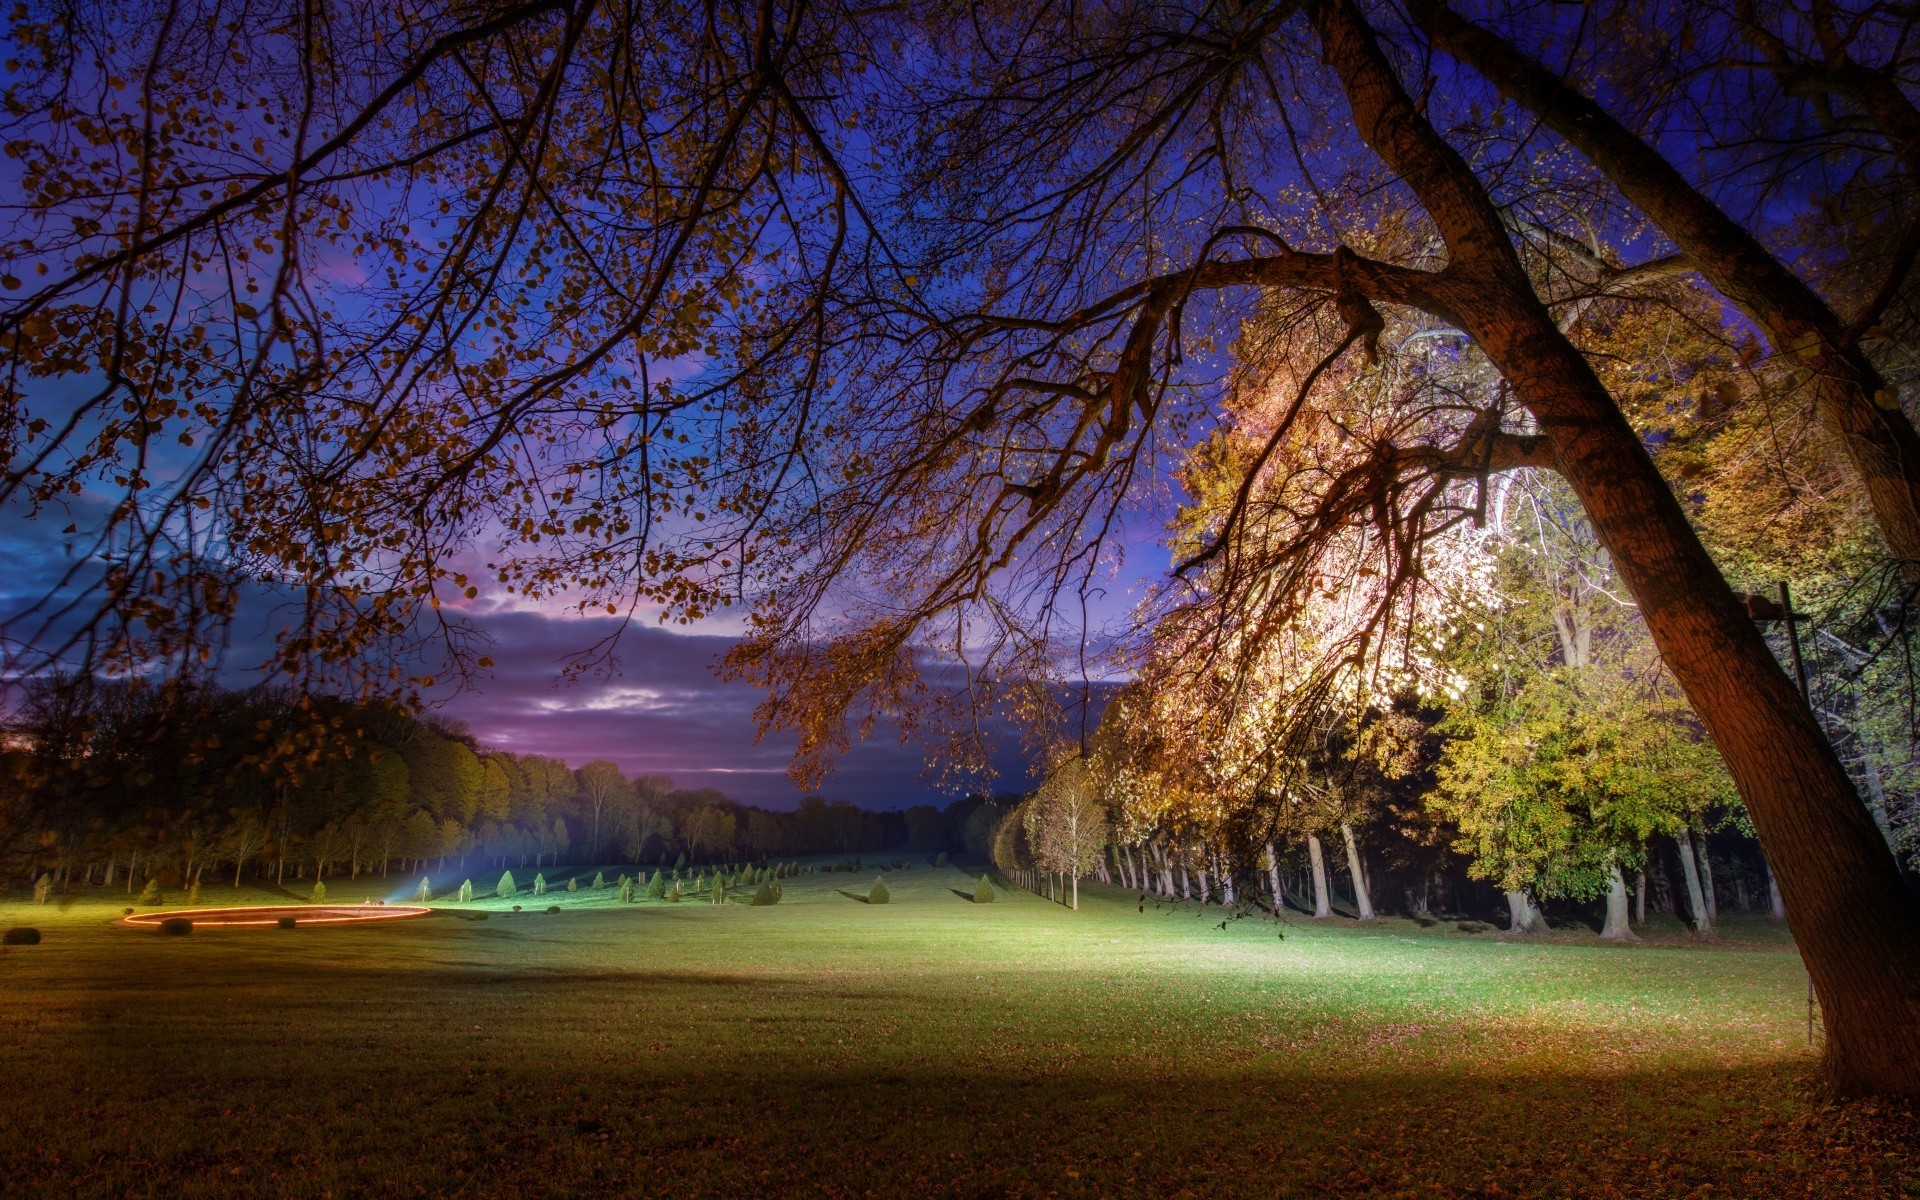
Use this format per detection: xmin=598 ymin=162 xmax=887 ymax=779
xmin=1315 ymin=0 xmax=1920 ymax=1094
xmin=1265 ymin=842 xmax=1285 ymax=915
xmin=1694 ymin=823 xmax=1719 ymax=926
xmin=1306 ymin=835 xmax=1333 ymax=918
xmin=1411 ymin=0 xmax=1920 ymax=577
xmin=1600 ymin=865 xmax=1638 ymax=941
xmin=1339 ymin=823 xmax=1376 ymax=921
xmin=1675 ymin=832 xmax=1713 ymax=936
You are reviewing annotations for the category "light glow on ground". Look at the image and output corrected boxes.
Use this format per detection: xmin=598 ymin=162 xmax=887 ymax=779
xmin=117 ymin=905 xmax=432 ymax=927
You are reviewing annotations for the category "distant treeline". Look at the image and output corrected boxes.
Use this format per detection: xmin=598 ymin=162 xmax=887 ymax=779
xmin=0 ymin=679 xmax=1002 ymax=894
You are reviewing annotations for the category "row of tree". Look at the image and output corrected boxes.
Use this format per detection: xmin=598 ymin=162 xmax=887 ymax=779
xmin=0 ymin=682 xmax=979 ymax=893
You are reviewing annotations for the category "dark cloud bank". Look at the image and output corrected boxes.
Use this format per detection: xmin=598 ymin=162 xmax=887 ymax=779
xmin=436 ymin=608 xmax=1036 ymax=810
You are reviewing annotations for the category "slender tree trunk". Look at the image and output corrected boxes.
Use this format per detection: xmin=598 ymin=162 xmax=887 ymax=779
xmin=1676 ymin=832 xmax=1713 ymax=935
xmin=1695 ymin=824 xmax=1718 ymax=925
xmin=1265 ymin=843 xmax=1284 ymax=915
xmin=1316 ymin=0 xmax=1920 ymax=1093
xmin=1339 ymin=822 xmax=1376 ymax=920
xmin=1766 ymin=859 xmax=1789 ymax=921
xmin=1196 ymin=865 xmax=1211 ymax=905
xmin=1179 ymin=863 xmax=1191 ymax=901
xmin=1600 ymin=864 xmax=1638 ymax=941
xmin=1633 ymin=869 xmax=1647 ymax=925
xmin=1307 ymin=836 xmax=1333 ymax=918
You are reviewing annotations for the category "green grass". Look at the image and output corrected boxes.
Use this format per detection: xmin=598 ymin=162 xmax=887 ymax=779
xmin=0 ymin=863 xmax=1913 ymax=1198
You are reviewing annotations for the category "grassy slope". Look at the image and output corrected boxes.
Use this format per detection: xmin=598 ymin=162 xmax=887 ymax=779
xmin=0 ymin=863 xmax=1913 ymax=1199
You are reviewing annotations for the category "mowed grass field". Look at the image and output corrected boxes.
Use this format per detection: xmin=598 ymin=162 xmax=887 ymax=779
xmin=0 ymin=862 xmax=1914 ymax=1199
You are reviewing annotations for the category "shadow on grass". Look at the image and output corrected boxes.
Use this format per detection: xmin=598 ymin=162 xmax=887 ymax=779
xmin=837 ymin=890 xmax=872 ymax=903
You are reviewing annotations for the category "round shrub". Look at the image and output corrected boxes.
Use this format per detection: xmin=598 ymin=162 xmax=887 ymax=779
xmin=974 ymin=876 xmax=996 ymax=903
xmin=277 ymin=916 xmax=296 ymax=930
xmin=546 ymin=905 xmax=562 ymax=914
xmin=868 ymin=877 xmax=890 ymax=905
xmin=511 ymin=904 xmax=522 ymax=912
xmin=159 ymin=917 xmax=193 ymax=935
xmin=122 ymin=907 xmax=134 ymax=916
xmin=3 ymin=927 xmax=42 ymax=945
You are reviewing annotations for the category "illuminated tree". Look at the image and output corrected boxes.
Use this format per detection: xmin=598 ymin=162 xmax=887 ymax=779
xmin=1024 ymin=756 xmax=1110 ymax=910
xmin=2 ymin=0 xmax=1915 ymax=1092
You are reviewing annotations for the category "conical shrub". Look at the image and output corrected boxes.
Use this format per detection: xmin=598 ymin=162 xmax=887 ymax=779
xmin=532 ymin=873 xmax=546 ymax=896
xmin=136 ymin=878 xmax=163 ymax=906
xmin=309 ymin=880 xmax=327 ymax=903
xmin=567 ymin=876 xmax=579 ymax=893
xmin=645 ymin=872 xmax=666 ymax=900
xmin=974 ymin=876 xmax=995 ymax=903
xmin=416 ymin=877 xmax=432 ymax=903
xmin=497 ymin=871 xmax=517 ymax=899
xmin=868 ymin=876 xmax=890 ymax=904
xmin=458 ymin=879 xmax=473 ymax=903
xmin=591 ymin=871 xmax=606 ymax=889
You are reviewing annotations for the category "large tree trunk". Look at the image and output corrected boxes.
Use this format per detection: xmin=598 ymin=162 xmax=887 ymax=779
xmin=1675 ymin=831 xmax=1714 ymax=936
xmin=1339 ymin=822 xmax=1376 ymax=920
xmin=1306 ymin=835 xmax=1333 ymax=918
xmin=1504 ymin=890 xmax=1548 ymax=934
xmin=1411 ymin=0 xmax=1920 ymax=575
xmin=1315 ymin=0 xmax=1920 ymax=1095
xmin=1600 ymin=864 xmax=1638 ymax=941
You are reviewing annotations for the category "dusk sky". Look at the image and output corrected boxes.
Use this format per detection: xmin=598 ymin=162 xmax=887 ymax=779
xmin=0 ymin=487 xmax=1143 ymax=809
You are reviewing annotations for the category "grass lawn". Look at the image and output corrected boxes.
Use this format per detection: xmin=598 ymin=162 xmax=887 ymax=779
xmin=0 ymin=861 xmax=1913 ymax=1199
